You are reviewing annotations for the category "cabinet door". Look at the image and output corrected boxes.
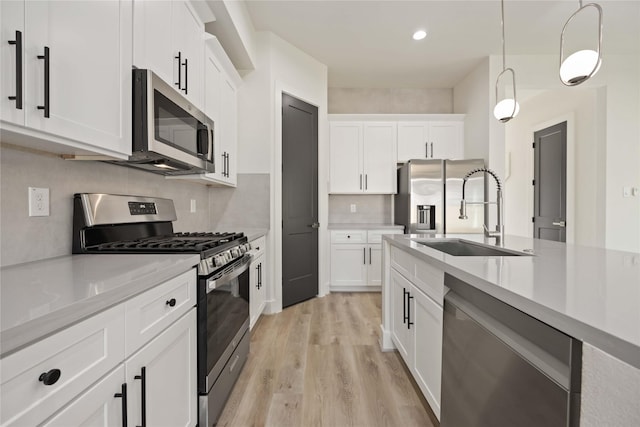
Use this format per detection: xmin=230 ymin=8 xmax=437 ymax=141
xmin=204 ymin=48 xmax=222 ymax=175
xmin=126 ymin=310 xmax=197 ymax=427
xmin=368 ymin=244 xmax=382 ymax=286
xmin=397 ymin=122 xmax=429 ymax=162
xmin=173 ymin=0 xmax=203 ymax=109
xmin=429 ymin=121 xmax=463 ymax=159
xmin=330 ymin=244 xmax=368 ymax=287
xmin=1 ymin=0 xmax=24 ymax=125
xmin=219 ymin=77 xmax=238 ymax=185
xmin=132 ymin=0 xmax=174 ymax=85
xmin=24 ymin=0 xmax=132 ymax=157
xmin=363 ymin=122 xmax=397 ymax=193
xmin=250 ymin=253 xmax=266 ymax=329
xmin=390 ymin=270 xmax=413 ymax=364
xmin=412 ymin=287 xmax=442 ymax=418
xmin=41 ymin=366 xmax=126 ymax=427
xmin=329 ymin=122 xmax=363 ymax=193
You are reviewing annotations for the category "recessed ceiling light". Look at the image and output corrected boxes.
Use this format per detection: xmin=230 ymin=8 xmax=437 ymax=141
xmin=413 ymin=30 xmax=427 ymax=41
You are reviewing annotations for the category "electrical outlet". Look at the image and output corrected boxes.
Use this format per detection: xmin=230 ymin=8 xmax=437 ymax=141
xmin=350 ymin=203 xmax=357 ymax=213
xmin=190 ymin=199 xmax=197 ymax=213
xmin=28 ymin=187 xmax=50 ymax=217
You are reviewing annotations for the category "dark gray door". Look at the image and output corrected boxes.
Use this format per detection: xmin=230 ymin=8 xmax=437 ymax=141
xmin=282 ymin=93 xmax=318 ymax=308
xmin=533 ymin=122 xmax=567 ymax=242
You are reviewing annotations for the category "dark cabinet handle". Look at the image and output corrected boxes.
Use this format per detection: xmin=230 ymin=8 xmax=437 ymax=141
xmin=425 ymin=142 xmax=428 ymax=158
xmin=369 ymin=247 xmax=372 ymax=264
xmin=407 ymin=293 xmax=414 ymax=329
xmin=174 ymin=51 xmax=182 ymax=89
xmin=37 ymin=46 xmax=50 ymax=118
xmin=182 ymin=57 xmax=188 ymax=94
xmin=363 ymin=247 xmax=366 ymax=264
xmin=226 ymin=153 xmax=230 ymax=177
xmin=38 ymin=368 xmax=61 ymax=385
xmin=430 ymin=142 xmax=434 ymax=158
xmin=114 ymin=383 xmax=128 ymax=427
xmin=402 ymin=288 xmax=408 ymax=325
xmin=259 ymin=263 xmax=262 ymax=289
xmin=7 ymin=30 xmax=22 ymax=109
xmin=365 ymin=174 xmax=368 ymax=190
xmin=166 ymin=298 xmax=176 ymax=307
xmin=134 ymin=367 xmax=146 ymax=427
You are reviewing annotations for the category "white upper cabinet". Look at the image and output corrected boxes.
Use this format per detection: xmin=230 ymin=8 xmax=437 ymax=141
xmin=329 ymin=121 xmax=397 ymax=194
xmin=1 ymin=0 xmax=132 ymax=159
xmin=133 ymin=0 xmax=204 ymax=109
xmin=397 ymin=119 xmax=464 ymax=162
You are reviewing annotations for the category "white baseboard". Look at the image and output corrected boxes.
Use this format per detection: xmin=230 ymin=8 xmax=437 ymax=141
xmin=330 ymin=285 xmax=381 ymax=292
xmin=379 ymin=325 xmax=396 ymax=352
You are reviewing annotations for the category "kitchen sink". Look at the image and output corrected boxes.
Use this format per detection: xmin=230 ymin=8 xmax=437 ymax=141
xmin=415 ymin=239 xmax=531 ymax=256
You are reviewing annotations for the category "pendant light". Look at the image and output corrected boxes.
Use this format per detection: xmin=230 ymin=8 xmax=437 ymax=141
xmin=494 ymin=0 xmax=519 ymax=123
xmin=559 ymin=1 xmax=603 ymax=86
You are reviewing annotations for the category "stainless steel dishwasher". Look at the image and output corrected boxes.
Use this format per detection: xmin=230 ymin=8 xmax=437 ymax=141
xmin=441 ymin=274 xmax=582 ymax=427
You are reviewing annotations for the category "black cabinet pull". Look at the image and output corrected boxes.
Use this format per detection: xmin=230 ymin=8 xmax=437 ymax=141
xmin=38 ymin=368 xmax=61 ymax=385
xmin=226 ymin=153 xmax=230 ymax=177
xmin=365 ymin=174 xmax=368 ymax=190
xmin=369 ymin=247 xmax=372 ymax=264
xmin=363 ymin=247 xmax=366 ymax=264
xmin=134 ymin=367 xmax=146 ymax=427
xmin=407 ymin=293 xmax=414 ymax=330
xmin=174 ymin=51 xmax=182 ymax=89
xmin=182 ymin=57 xmax=188 ymax=94
xmin=114 ymin=383 xmax=128 ymax=427
xmin=7 ymin=30 xmax=22 ymax=109
xmin=402 ymin=288 xmax=408 ymax=324
xmin=166 ymin=298 xmax=176 ymax=307
xmin=36 ymin=46 xmax=50 ymax=118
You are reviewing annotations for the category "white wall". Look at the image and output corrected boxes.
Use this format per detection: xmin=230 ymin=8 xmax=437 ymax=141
xmin=504 ymin=89 xmax=599 ymax=246
xmin=456 ymin=53 xmax=640 ymax=252
xmin=236 ymin=31 xmax=328 ymax=314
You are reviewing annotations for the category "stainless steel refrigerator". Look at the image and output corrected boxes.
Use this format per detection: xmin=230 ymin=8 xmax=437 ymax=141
xmin=394 ymin=159 xmax=486 ymax=234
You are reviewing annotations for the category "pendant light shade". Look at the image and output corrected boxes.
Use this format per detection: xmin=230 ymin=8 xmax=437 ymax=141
xmin=560 ymin=2 xmax=603 ymax=86
xmin=494 ymin=0 xmax=519 ymax=123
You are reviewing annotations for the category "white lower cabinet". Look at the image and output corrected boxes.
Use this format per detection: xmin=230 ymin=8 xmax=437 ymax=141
xmin=330 ymin=228 xmax=403 ymax=290
xmin=126 ymin=309 xmax=197 ymax=427
xmin=250 ymin=236 xmax=267 ymax=329
xmin=388 ymin=246 xmax=444 ymax=420
xmin=0 ymin=269 xmax=198 ymax=427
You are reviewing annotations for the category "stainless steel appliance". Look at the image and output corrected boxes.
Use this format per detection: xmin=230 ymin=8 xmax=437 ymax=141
xmin=109 ymin=69 xmax=214 ymax=175
xmin=441 ymin=274 xmax=582 ymax=427
xmin=395 ymin=159 xmax=486 ymax=234
xmin=72 ymin=193 xmax=250 ymax=427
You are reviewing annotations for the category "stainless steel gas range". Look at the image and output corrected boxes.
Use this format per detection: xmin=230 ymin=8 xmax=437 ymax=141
xmin=72 ymin=193 xmax=250 ymax=426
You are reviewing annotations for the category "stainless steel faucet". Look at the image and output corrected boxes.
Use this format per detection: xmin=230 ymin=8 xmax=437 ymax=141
xmin=459 ymin=168 xmax=504 ymax=245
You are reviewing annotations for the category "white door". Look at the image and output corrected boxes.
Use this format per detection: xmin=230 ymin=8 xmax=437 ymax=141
xmin=132 ymin=0 xmax=174 ymax=85
xmin=204 ymin=50 xmax=223 ymax=179
xmin=219 ymin=77 xmax=237 ymax=185
xmin=412 ymin=287 xmax=443 ymax=418
xmin=368 ymin=244 xmax=382 ymax=286
xmin=429 ymin=121 xmax=463 ymax=159
xmin=172 ymin=0 xmax=203 ymax=109
xmin=41 ymin=366 xmax=126 ymax=427
xmin=1 ymin=0 xmax=25 ymax=126
xmin=126 ymin=310 xmax=197 ymax=427
xmin=397 ymin=122 xmax=429 ymax=162
xmin=23 ymin=0 xmax=131 ymax=157
xmin=390 ymin=270 xmax=412 ymax=362
xmin=249 ymin=253 xmax=265 ymax=328
xmin=330 ymin=244 xmax=367 ymax=287
xmin=329 ymin=122 xmax=362 ymax=193
xmin=363 ymin=122 xmax=397 ymax=193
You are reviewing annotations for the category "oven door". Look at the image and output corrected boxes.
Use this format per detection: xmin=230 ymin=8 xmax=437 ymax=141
xmin=198 ymin=254 xmax=250 ymax=394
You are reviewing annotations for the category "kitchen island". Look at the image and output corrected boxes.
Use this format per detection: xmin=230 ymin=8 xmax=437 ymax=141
xmin=381 ymin=233 xmax=640 ymax=426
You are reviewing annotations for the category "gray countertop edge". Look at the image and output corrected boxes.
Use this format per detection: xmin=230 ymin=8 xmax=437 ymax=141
xmin=0 ymin=255 xmax=200 ymax=358
xmin=384 ymin=236 xmax=640 ymax=370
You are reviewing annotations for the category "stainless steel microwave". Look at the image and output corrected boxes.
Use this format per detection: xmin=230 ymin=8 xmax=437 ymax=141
xmin=111 ymin=69 xmax=214 ymax=175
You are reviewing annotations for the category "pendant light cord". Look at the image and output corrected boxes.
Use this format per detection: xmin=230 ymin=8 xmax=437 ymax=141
xmin=501 ymin=0 xmax=506 ymax=71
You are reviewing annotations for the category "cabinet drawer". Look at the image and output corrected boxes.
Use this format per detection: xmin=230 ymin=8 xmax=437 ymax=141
xmin=414 ymin=259 xmax=445 ymax=304
xmin=0 ymin=305 xmax=125 ymax=427
xmin=391 ymin=246 xmax=415 ymax=279
xmin=367 ymin=229 xmax=403 ymax=244
xmin=251 ymin=236 xmax=266 ymax=257
xmin=124 ymin=269 xmax=197 ymax=357
xmin=331 ymin=230 xmax=366 ymax=244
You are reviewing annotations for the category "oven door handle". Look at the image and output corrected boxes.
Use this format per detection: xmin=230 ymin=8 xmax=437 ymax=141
xmin=206 ymin=255 xmax=252 ymax=293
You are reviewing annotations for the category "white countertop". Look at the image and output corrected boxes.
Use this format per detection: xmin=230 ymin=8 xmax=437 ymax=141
xmin=384 ymin=234 xmax=640 ymax=369
xmin=0 ymin=254 xmax=200 ymax=357
xmin=328 ymin=223 xmax=405 ymax=230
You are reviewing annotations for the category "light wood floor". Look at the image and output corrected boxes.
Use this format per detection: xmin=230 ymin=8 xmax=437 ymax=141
xmin=217 ymin=292 xmax=439 ymax=427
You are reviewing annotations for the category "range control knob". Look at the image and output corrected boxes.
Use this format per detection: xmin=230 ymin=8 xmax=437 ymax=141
xmin=230 ymin=248 xmax=240 ymax=258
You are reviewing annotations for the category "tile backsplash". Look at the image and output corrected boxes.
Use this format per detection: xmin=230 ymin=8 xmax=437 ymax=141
xmin=328 ymin=194 xmax=393 ymax=224
xmin=0 ymin=144 xmax=269 ymax=267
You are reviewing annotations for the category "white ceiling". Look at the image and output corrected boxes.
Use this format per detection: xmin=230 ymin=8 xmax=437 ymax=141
xmin=244 ymin=0 xmax=640 ymax=88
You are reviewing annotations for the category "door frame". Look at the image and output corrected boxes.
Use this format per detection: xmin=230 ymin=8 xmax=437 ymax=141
xmin=270 ymin=81 xmax=328 ymax=314
xmin=529 ymin=113 xmax=575 ymax=244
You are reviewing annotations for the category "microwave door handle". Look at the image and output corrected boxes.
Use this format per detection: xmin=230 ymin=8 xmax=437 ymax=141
xmin=197 ymin=127 xmax=208 ymax=157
